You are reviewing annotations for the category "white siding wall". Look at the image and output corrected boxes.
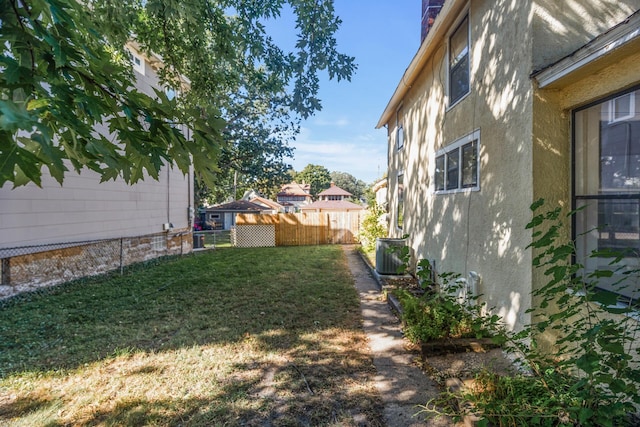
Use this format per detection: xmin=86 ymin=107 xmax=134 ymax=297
xmin=0 ymin=46 xmax=194 ymax=249
xmin=0 ymin=166 xmax=191 ymax=247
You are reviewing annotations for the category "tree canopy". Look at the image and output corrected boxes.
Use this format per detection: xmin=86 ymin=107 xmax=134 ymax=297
xmin=0 ymin=0 xmax=356 ymax=188
xmin=330 ymin=170 xmax=367 ymax=200
xmin=293 ymin=163 xmax=331 ymax=198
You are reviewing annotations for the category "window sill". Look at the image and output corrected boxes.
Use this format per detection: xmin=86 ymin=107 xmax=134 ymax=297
xmin=434 ymin=186 xmax=480 ymax=195
xmin=446 ymin=91 xmax=470 ymax=112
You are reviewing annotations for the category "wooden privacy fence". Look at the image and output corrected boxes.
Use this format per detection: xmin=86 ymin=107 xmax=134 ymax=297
xmin=235 ymin=212 xmax=362 ymax=246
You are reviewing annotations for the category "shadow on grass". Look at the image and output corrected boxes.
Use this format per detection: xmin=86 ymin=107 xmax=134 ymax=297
xmin=0 ymin=246 xmax=388 ymax=425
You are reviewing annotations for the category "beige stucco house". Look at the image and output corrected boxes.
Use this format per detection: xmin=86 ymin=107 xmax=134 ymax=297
xmin=0 ymin=43 xmax=195 ymax=298
xmin=378 ymin=0 xmax=640 ymax=333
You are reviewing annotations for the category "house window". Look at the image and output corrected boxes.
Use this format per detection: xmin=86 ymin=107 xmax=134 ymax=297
xmin=574 ymin=87 xmax=640 ymax=301
xmin=449 ymin=14 xmax=469 ymax=106
xmin=397 ymin=173 xmax=404 ymax=229
xmin=209 ymin=213 xmax=220 ymax=220
xmin=396 ymin=106 xmax=404 ymax=150
xmin=435 ymin=130 xmax=480 ymax=193
xmin=608 ymin=92 xmax=635 ymax=123
xmin=126 ymin=48 xmax=145 ymax=76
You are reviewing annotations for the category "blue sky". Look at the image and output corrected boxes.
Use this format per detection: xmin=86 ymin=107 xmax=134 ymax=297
xmin=270 ymin=2 xmax=421 ymax=184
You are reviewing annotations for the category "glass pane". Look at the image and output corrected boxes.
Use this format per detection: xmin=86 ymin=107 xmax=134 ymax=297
xmin=461 ymin=141 xmax=477 ymax=187
xmin=397 ymin=125 xmax=404 ymax=149
xmin=450 ymin=15 xmax=469 ymax=66
xmin=600 ymin=120 xmax=640 ymax=190
xmin=446 ymin=148 xmax=459 ymax=190
xmin=450 ymin=54 xmax=469 ymax=104
xmin=613 ymin=93 xmax=633 ymax=121
xmin=574 ymin=88 xmax=640 ymax=300
xmin=597 ymin=199 xmax=640 ymax=252
xmin=435 ymin=155 xmax=445 ymax=191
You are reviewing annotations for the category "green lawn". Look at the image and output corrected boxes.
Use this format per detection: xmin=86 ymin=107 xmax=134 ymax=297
xmin=0 ymin=246 xmax=384 ymax=426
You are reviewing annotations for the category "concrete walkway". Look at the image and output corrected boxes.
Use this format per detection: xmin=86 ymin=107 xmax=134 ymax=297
xmin=342 ymin=246 xmax=454 ymax=427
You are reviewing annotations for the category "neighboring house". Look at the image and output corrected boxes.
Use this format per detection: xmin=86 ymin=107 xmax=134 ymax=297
xmin=276 ymin=182 xmax=313 ymax=212
xmin=204 ymin=200 xmax=270 ymax=230
xmin=372 ymin=178 xmax=388 ymax=209
xmin=0 ymin=42 xmax=194 ymax=299
xmin=377 ymin=0 xmax=640 ymax=335
xmin=300 ymin=183 xmax=364 ymax=212
xmin=317 ymin=182 xmax=353 ymax=201
xmin=249 ymin=196 xmax=285 ymax=214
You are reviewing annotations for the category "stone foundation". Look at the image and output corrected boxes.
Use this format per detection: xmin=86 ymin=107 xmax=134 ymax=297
xmin=0 ymin=230 xmax=192 ymax=300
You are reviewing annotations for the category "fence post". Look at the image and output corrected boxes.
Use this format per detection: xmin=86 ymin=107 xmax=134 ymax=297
xmin=119 ymin=238 xmax=124 ymax=275
xmin=1 ymin=258 xmax=10 ymax=286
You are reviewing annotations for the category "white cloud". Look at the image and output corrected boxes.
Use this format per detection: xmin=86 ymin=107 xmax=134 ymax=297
xmin=290 ymin=127 xmax=387 ymax=183
xmin=312 ymin=117 xmax=350 ymax=127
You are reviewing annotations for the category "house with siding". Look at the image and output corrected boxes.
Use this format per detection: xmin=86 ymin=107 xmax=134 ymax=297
xmin=300 ymin=183 xmax=364 ymax=212
xmin=276 ymin=182 xmax=313 ymax=212
xmin=203 ymin=200 xmax=271 ymax=230
xmin=0 ymin=43 xmax=195 ymax=299
xmin=378 ymin=0 xmax=640 ymax=337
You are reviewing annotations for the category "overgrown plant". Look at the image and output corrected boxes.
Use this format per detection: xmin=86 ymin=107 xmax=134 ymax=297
xmin=393 ymin=259 xmax=492 ymax=343
xmin=457 ymin=199 xmax=640 ymax=426
xmin=358 ymin=200 xmax=388 ymax=252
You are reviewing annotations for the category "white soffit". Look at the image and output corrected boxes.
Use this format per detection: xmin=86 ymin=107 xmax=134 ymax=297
xmin=533 ymin=11 xmax=640 ymax=89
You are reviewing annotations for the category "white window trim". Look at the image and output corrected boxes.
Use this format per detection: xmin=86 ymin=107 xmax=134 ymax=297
xmin=396 ymin=106 xmax=404 ymax=151
xmin=446 ymin=10 xmax=471 ymax=111
xmin=608 ymin=92 xmax=636 ymax=124
xmin=397 ymin=125 xmax=404 ymax=151
xmin=127 ymin=48 xmax=146 ymax=76
xmin=434 ymin=129 xmax=480 ymax=194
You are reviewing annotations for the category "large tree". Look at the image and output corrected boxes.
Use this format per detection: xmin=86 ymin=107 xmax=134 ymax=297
xmin=294 ymin=163 xmax=331 ymax=198
xmin=330 ymin=171 xmax=367 ymax=200
xmin=0 ymin=0 xmax=356 ymax=188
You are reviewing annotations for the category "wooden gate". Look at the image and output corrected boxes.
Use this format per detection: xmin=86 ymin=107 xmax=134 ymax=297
xmin=235 ymin=212 xmax=362 ymax=246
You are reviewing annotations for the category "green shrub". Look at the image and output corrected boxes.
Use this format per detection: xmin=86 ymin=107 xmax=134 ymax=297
xmin=358 ymin=200 xmax=387 ymax=252
xmin=458 ymin=200 xmax=640 ymax=426
xmin=393 ymin=259 xmax=492 ymax=343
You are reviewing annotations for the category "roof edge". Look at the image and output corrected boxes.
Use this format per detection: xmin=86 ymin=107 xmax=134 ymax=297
xmin=532 ymin=10 xmax=640 ymax=89
xmin=376 ymin=0 xmax=467 ymax=129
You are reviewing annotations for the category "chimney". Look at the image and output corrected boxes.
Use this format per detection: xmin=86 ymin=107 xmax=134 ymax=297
xmin=421 ymin=0 xmax=445 ymax=43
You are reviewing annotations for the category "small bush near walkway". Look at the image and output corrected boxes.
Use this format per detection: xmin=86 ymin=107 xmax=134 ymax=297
xmin=0 ymin=246 xmax=384 ymax=426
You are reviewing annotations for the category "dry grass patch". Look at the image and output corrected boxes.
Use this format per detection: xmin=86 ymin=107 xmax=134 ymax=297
xmin=0 ymin=246 xmax=384 ymax=426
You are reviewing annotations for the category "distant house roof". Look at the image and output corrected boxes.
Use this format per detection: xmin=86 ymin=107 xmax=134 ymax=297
xmin=249 ymin=196 xmax=283 ymax=211
xmin=300 ymin=200 xmax=364 ymax=212
xmin=277 ymin=182 xmax=311 ymax=197
xmin=208 ymin=200 xmax=267 ymax=212
xmin=372 ymin=178 xmax=387 ymax=192
xmin=318 ymin=182 xmax=352 ymax=197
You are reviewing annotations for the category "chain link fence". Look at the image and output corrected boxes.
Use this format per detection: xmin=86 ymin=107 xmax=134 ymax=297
xmin=0 ymin=231 xmax=193 ymax=300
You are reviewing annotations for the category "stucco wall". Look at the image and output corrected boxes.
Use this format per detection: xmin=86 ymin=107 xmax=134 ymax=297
xmin=386 ymin=0 xmax=536 ymax=331
xmin=532 ymin=0 xmax=640 ymax=71
xmin=531 ymin=15 xmax=640 ymax=350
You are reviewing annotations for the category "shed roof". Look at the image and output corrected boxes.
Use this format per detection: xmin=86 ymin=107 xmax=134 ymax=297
xmin=208 ymin=200 xmax=266 ymax=212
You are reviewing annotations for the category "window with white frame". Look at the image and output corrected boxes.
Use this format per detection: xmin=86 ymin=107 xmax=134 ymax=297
xmin=126 ymin=48 xmax=145 ymax=76
xmin=396 ymin=106 xmax=404 ymax=150
xmin=574 ymin=87 xmax=640 ymax=301
xmin=434 ymin=130 xmax=479 ymax=193
xmin=449 ymin=14 xmax=470 ymax=106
